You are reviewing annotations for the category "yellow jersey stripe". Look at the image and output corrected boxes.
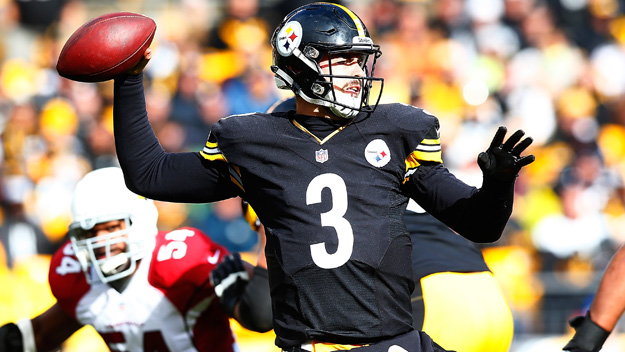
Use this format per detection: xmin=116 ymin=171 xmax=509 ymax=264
xmin=412 ymin=150 xmax=442 ymax=163
xmin=229 ymin=165 xmax=245 ymax=192
xmin=420 ymin=138 xmax=441 ymax=145
xmin=309 ymin=341 xmax=368 ymax=352
xmin=199 ymin=150 xmax=226 ymax=161
xmin=201 ymin=140 xmax=227 ymax=161
xmin=403 ymin=149 xmax=443 ymax=183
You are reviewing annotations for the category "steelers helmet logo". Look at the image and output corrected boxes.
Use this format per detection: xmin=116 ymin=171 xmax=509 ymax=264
xmin=276 ymin=21 xmax=303 ymax=57
xmin=365 ymin=139 xmax=391 ymax=167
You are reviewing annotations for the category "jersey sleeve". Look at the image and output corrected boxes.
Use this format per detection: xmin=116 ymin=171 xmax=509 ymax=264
xmin=204 ymin=112 xmax=281 ymax=193
xmin=381 ymin=104 xmax=443 ymax=183
xmin=48 ymin=242 xmax=90 ymax=320
xmin=149 ymin=228 xmax=230 ymax=312
xmin=113 ymin=73 xmax=241 ymax=203
xmin=395 ymin=104 xmax=515 ymax=243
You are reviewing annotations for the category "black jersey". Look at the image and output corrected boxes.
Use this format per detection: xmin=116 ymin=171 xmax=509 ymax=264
xmin=113 ymin=74 xmax=516 ymax=349
xmin=404 ymin=209 xmax=490 ymax=281
xmin=205 ymin=104 xmax=444 ymax=346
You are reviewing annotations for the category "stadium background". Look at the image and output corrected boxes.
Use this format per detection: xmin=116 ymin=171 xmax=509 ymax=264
xmin=1 ymin=0 xmax=625 ymax=350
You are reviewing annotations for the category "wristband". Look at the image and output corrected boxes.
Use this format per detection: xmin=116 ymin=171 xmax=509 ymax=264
xmin=564 ymin=312 xmax=610 ymax=352
xmin=17 ymin=318 xmax=36 ymax=352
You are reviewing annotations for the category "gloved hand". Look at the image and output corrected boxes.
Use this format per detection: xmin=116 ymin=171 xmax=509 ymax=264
xmin=209 ymin=253 xmax=250 ymax=317
xmin=0 ymin=322 xmax=23 ymax=352
xmin=563 ymin=312 xmax=610 ymax=352
xmin=478 ymin=126 xmax=535 ymax=181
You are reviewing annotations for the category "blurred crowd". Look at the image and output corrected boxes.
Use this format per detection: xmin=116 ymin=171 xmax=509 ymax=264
xmin=1 ymin=0 xmax=625 ymax=349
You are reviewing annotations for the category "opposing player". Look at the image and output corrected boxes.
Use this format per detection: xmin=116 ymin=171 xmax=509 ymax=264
xmin=0 ymin=167 xmax=271 ymax=352
xmin=109 ymin=3 xmax=534 ymax=351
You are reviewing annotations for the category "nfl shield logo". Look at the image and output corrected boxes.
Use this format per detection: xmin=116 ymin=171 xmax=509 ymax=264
xmin=315 ymin=149 xmax=328 ymax=163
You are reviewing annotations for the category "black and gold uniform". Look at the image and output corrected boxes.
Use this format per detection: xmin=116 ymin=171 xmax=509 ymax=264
xmin=113 ymin=73 xmax=518 ymax=350
xmin=268 ymin=96 xmax=515 ymax=352
xmin=406 ymin=202 xmax=514 ymax=352
xmin=111 ymin=2 xmax=536 ymax=350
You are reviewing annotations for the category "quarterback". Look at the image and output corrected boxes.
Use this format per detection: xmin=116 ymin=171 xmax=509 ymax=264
xmin=110 ymin=3 xmax=534 ymax=351
xmin=269 ymin=97 xmax=515 ymax=352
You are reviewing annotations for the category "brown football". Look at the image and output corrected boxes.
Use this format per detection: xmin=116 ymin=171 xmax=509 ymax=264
xmin=56 ymin=12 xmax=156 ymax=82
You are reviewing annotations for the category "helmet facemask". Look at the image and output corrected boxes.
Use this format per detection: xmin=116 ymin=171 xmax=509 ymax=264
xmin=313 ymin=46 xmax=383 ymax=118
xmin=70 ymin=215 xmax=138 ymax=284
xmin=272 ymin=41 xmax=384 ymax=119
xmin=68 ymin=167 xmax=158 ymax=285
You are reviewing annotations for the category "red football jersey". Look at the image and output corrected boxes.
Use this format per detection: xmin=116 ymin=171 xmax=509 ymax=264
xmin=49 ymin=227 xmax=236 ymax=352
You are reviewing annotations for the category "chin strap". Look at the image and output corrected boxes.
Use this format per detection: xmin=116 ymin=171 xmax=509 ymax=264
xmin=16 ymin=318 xmax=36 ymax=352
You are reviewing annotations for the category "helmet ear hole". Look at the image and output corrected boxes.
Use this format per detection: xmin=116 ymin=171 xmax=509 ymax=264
xmin=311 ymin=83 xmax=324 ymax=95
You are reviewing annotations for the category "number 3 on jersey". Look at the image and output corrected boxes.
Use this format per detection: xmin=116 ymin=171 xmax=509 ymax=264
xmin=306 ymin=173 xmax=354 ymax=269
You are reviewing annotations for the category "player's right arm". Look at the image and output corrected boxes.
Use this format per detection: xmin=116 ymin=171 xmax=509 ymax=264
xmin=0 ymin=303 xmax=82 ymax=352
xmin=112 ymin=50 xmax=240 ymax=203
xmin=1 ymin=241 xmax=86 ymax=352
xmin=32 ymin=303 xmax=83 ymax=351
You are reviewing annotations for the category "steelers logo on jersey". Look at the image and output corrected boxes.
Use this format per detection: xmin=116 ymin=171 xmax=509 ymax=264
xmin=365 ymin=139 xmax=391 ymax=167
xmin=276 ymin=21 xmax=303 ymax=57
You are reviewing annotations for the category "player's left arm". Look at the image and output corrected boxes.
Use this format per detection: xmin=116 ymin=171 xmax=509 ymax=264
xmin=405 ymin=126 xmax=534 ymax=243
xmin=0 ymin=303 xmax=82 ymax=352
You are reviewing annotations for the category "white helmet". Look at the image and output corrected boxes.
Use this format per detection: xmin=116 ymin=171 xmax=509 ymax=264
xmin=69 ymin=167 xmax=158 ymax=284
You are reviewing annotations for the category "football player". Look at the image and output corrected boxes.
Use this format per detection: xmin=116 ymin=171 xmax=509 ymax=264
xmin=0 ymin=167 xmax=271 ymax=352
xmin=268 ymin=96 xmax=514 ymax=352
xmin=109 ymin=3 xmax=534 ymax=351
xmin=562 ymin=242 xmax=625 ymax=352
xmin=405 ymin=202 xmax=514 ymax=352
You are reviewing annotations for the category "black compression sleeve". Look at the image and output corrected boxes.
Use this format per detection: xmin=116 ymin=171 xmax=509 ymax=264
xmin=237 ymin=266 xmax=273 ymax=332
xmin=405 ymin=163 xmax=515 ymax=243
xmin=113 ymin=74 xmax=239 ymax=202
xmin=0 ymin=323 xmax=23 ymax=352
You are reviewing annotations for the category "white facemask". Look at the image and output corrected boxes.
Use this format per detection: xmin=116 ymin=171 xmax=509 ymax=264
xmin=327 ymin=84 xmax=363 ymax=119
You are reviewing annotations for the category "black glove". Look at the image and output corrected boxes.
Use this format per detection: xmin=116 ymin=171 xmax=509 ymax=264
xmin=209 ymin=253 xmax=249 ymax=317
xmin=563 ymin=312 xmax=611 ymax=352
xmin=478 ymin=126 xmax=535 ymax=181
xmin=0 ymin=322 xmax=23 ymax=352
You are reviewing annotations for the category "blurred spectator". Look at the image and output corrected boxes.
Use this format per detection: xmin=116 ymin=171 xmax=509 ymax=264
xmin=0 ymin=175 xmax=55 ymax=269
xmin=2 ymin=0 xmax=625 ymax=348
xmin=188 ymin=198 xmax=259 ymax=253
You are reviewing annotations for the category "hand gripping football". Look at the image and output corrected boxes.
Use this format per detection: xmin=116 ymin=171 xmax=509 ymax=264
xmin=56 ymin=12 xmax=156 ymax=82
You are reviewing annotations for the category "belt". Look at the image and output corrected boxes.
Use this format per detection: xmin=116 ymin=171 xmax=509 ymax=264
xmin=283 ymin=341 xmax=366 ymax=352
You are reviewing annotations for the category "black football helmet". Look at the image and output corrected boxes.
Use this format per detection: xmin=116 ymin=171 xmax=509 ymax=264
xmin=270 ymin=2 xmax=384 ymax=118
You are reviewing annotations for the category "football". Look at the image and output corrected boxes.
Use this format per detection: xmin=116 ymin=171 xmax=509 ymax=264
xmin=56 ymin=12 xmax=156 ymax=82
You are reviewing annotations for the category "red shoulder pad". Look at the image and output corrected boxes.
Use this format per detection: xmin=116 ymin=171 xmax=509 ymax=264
xmin=149 ymin=227 xmax=229 ymax=289
xmin=48 ymin=241 xmax=90 ymax=319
